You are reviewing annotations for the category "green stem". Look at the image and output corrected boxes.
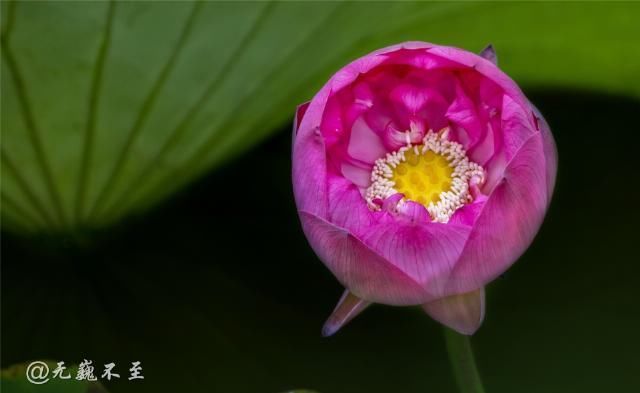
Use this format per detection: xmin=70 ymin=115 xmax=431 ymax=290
xmin=444 ymin=328 xmax=486 ymax=393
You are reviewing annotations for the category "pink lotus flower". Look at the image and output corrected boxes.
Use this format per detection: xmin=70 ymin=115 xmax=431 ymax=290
xmin=292 ymin=42 xmax=557 ymax=336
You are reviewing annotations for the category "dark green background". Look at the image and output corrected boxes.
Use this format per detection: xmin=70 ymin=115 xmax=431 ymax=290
xmin=2 ymin=1 xmax=640 ymax=392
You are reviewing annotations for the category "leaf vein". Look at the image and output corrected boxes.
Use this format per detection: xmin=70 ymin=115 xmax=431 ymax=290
xmin=75 ymin=0 xmax=116 ymax=225
xmin=1 ymin=0 xmax=67 ymax=227
xmin=99 ymin=1 xmax=276 ymax=221
xmin=88 ymin=0 xmax=203 ymax=222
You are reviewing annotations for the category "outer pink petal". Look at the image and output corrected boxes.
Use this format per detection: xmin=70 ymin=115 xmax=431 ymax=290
xmin=299 ymin=211 xmax=429 ymax=305
xmin=321 ymin=290 xmax=371 ymax=337
xmin=500 ymin=94 xmax=537 ymax=162
xmin=422 ymin=287 xmax=485 ymax=335
xmin=327 ymin=174 xmax=375 ymax=237
xmin=292 ymin=124 xmax=328 ymax=218
xmin=326 ymin=41 xmax=437 ymax=95
xmin=447 ymin=132 xmax=550 ymax=294
xmin=329 ymin=53 xmax=389 ymax=92
xmin=360 ymin=217 xmax=471 ymax=300
xmin=292 ymin=77 xmax=333 ymax=219
xmin=532 ymin=105 xmax=558 ymax=204
xmin=448 ymin=195 xmax=488 ymax=227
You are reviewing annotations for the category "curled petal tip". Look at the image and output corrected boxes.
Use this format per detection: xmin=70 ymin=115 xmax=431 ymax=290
xmin=321 ymin=323 xmax=339 ymax=338
xmin=321 ymin=290 xmax=371 ymax=337
xmin=294 ymin=101 xmax=310 ymax=135
xmin=479 ymin=44 xmax=498 ymax=66
xmin=422 ymin=288 xmax=485 ymax=335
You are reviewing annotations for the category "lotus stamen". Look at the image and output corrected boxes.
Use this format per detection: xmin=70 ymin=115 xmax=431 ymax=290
xmin=366 ymin=128 xmax=485 ymax=223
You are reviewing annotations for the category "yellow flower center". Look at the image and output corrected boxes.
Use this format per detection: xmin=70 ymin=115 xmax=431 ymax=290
xmin=391 ymin=149 xmax=453 ymax=207
xmin=365 ymin=128 xmax=485 ymax=223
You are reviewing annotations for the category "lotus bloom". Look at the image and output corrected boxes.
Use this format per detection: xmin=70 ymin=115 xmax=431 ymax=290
xmin=292 ymin=42 xmax=557 ymax=336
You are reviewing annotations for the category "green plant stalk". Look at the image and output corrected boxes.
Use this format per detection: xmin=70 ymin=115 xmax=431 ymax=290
xmin=444 ymin=328 xmax=486 ymax=393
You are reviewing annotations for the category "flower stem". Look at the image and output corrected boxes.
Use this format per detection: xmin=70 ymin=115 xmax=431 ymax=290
xmin=444 ymin=328 xmax=486 ymax=393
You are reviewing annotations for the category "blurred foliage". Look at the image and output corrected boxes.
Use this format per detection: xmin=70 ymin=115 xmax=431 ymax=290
xmin=278 ymin=391 xmax=320 ymax=393
xmin=0 ymin=362 xmax=110 ymax=393
xmin=1 ymin=1 xmax=639 ymax=234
